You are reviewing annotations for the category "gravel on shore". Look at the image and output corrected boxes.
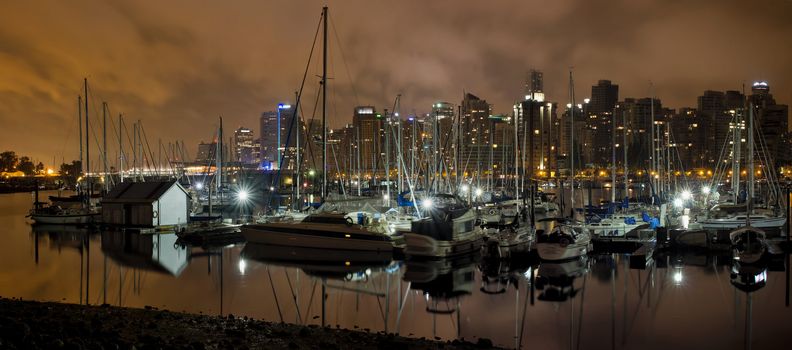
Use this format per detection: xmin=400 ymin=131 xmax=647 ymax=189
xmin=0 ymin=297 xmax=499 ymax=349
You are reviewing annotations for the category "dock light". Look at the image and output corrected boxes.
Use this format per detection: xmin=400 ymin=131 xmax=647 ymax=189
xmin=474 ymin=188 xmax=483 ymax=197
xmin=461 ymin=184 xmax=470 ymax=193
xmin=237 ymin=190 xmax=249 ymax=201
xmin=422 ymin=198 xmax=433 ymax=209
xmin=680 ymin=190 xmax=692 ymax=201
xmin=673 ymin=197 xmax=684 ymax=208
xmin=702 ymin=186 xmax=711 ymax=195
xmin=309 ymin=169 xmax=316 ymax=176
xmin=383 ymin=194 xmax=390 ymax=201
xmin=195 ymin=182 xmax=204 ymax=190
xmin=269 ymin=186 xmax=275 ymax=191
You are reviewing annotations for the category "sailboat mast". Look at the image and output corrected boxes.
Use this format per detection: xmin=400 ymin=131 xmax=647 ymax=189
xmin=119 ymin=114 xmax=124 ymax=183
xmin=84 ymin=78 xmax=91 ymax=199
xmin=321 ymin=6 xmax=328 ymax=200
xmin=78 ymin=96 xmax=83 ymax=183
xmin=623 ymin=110 xmax=628 ymax=203
xmin=569 ymin=70 xmax=576 ymax=216
xmin=218 ymin=116 xmax=223 ymax=193
xmin=748 ymin=102 xmax=755 ymax=213
xmin=103 ymin=102 xmax=108 ymax=191
xmin=611 ymin=107 xmax=616 ymax=204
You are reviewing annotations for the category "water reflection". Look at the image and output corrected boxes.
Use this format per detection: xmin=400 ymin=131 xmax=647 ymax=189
xmin=1 ymin=200 xmax=787 ymax=349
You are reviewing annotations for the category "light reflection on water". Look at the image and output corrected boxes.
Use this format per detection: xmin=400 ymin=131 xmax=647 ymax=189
xmin=2 ymin=191 xmax=792 ymax=349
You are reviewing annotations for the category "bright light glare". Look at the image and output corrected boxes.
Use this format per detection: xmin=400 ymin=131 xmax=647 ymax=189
xmin=237 ymin=190 xmax=249 ymax=201
xmin=195 ymin=182 xmax=204 ymax=190
xmin=673 ymin=198 xmax=684 ymax=208
xmin=702 ymin=186 xmax=711 ymax=195
xmin=474 ymin=188 xmax=483 ymax=197
xmin=238 ymin=259 xmax=247 ymax=275
xmin=460 ymin=185 xmax=470 ymax=193
xmin=422 ymin=198 xmax=433 ymax=209
xmin=383 ymin=194 xmax=390 ymax=200
xmin=673 ymin=271 xmax=683 ymax=284
xmin=680 ymin=190 xmax=692 ymax=200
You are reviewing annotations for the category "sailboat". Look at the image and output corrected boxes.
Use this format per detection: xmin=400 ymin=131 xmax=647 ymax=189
xmin=701 ymin=101 xmax=786 ymax=230
xmin=241 ymin=7 xmax=406 ymax=252
xmin=30 ymin=79 xmax=101 ymax=225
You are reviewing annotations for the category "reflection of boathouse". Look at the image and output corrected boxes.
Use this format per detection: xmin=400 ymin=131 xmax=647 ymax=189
xmin=102 ymin=181 xmax=190 ymax=227
xmin=101 ymin=231 xmax=189 ymax=276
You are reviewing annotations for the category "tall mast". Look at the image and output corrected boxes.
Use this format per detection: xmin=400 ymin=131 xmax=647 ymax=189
xmin=650 ymin=84 xmax=656 ymax=199
xmin=102 ymin=102 xmax=108 ymax=191
xmin=385 ymin=108 xmax=391 ymax=203
xmin=569 ymin=70 xmax=576 ymax=217
xmin=623 ymin=110 xmax=628 ymax=204
xmin=295 ymin=91 xmax=301 ymax=210
xmin=611 ymin=107 xmax=617 ymax=204
xmin=321 ymin=6 xmax=328 ymax=200
xmin=119 ymin=114 xmax=124 ymax=183
xmin=218 ymin=116 xmax=223 ymax=193
xmin=78 ymin=95 xmax=83 ymax=181
xmin=84 ymin=78 xmax=91 ymax=199
xmin=748 ymin=102 xmax=755 ymax=213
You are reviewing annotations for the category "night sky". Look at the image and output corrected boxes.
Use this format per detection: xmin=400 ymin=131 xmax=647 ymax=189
xmin=2 ymin=0 xmax=791 ymax=165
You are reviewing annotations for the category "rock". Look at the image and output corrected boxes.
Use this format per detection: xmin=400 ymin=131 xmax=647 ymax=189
xmin=476 ymin=337 xmax=494 ymax=348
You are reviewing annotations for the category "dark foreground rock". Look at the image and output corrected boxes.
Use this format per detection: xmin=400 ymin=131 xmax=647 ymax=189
xmin=0 ymin=297 xmax=500 ymax=349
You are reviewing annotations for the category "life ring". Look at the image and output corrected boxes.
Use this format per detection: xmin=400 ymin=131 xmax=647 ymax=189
xmin=153 ymin=210 xmax=158 ymax=218
xmin=488 ymin=208 xmax=497 ymax=216
xmin=345 ymin=216 xmax=354 ymax=226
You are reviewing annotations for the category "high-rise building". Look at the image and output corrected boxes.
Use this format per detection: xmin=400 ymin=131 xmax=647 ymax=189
xmin=749 ymin=82 xmax=789 ymax=166
xmin=589 ymin=80 xmax=619 ymax=115
xmin=233 ymin=127 xmax=255 ymax=164
xmin=461 ymin=93 xmax=493 ymax=177
xmin=352 ymin=106 xmax=383 ymax=177
xmin=258 ymin=103 xmax=299 ymax=170
xmin=195 ymin=141 xmax=217 ymax=164
xmin=525 ymin=69 xmax=544 ymax=99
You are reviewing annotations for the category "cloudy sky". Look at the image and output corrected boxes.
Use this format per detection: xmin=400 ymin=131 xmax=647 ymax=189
xmin=1 ymin=0 xmax=791 ymax=165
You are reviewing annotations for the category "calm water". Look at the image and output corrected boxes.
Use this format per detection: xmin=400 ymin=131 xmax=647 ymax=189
xmin=2 ymin=191 xmax=792 ymax=349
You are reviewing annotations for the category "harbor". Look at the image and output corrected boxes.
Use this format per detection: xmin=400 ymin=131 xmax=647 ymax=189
xmin=3 ymin=1 xmax=792 ymax=349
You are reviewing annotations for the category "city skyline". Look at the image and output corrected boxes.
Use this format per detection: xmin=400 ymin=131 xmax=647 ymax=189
xmin=1 ymin=0 xmax=791 ymax=164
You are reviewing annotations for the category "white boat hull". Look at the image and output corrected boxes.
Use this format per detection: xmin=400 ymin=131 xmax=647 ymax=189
xmin=700 ymin=217 xmax=786 ymax=230
xmin=31 ymin=213 xmax=100 ymax=225
xmin=535 ymin=234 xmax=591 ymax=261
xmin=241 ymin=224 xmax=398 ymax=252
xmin=404 ymin=230 xmax=484 ymax=258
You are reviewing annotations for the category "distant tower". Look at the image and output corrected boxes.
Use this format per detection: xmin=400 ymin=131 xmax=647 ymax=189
xmin=525 ymin=69 xmax=544 ymax=98
xmin=589 ymin=80 xmax=619 ymax=114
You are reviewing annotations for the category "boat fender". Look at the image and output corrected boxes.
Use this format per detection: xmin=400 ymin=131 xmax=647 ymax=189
xmin=488 ymin=208 xmax=497 ymax=216
xmin=153 ymin=210 xmax=158 ymax=218
xmin=346 ymin=216 xmax=354 ymax=226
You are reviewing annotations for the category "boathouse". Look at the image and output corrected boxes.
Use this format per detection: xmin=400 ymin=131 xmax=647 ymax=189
xmin=102 ymin=181 xmax=190 ymax=227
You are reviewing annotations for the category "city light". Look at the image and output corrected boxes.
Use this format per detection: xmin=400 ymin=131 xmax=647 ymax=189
xmin=237 ymin=189 xmax=249 ymax=201
xmin=673 ymin=197 xmax=684 ymax=208
xmin=474 ymin=188 xmax=483 ymax=197
xmin=460 ymin=184 xmax=469 ymax=193
xmin=195 ymin=182 xmax=204 ymax=190
xmin=702 ymin=186 xmax=711 ymax=195
xmin=680 ymin=190 xmax=692 ymax=200
xmin=421 ymin=198 xmax=433 ymax=209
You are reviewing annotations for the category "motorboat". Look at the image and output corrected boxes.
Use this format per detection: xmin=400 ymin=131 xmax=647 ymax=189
xmin=701 ymin=212 xmax=785 ymax=230
xmin=29 ymin=205 xmax=101 ymax=225
xmin=482 ymin=225 xmax=533 ymax=259
xmin=535 ymin=224 xmax=591 ymax=261
xmin=402 ymin=194 xmax=484 ymax=258
xmin=579 ymin=213 xmax=644 ymax=238
xmin=241 ymin=211 xmax=404 ymax=252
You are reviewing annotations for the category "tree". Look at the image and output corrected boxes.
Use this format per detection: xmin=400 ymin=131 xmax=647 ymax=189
xmin=17 ymin=156 xmax=35 ymax=175
xmin=0 ymin=151 xmax=18 ymax=172
xmin=35 ymin=162 xmax=45 ymax=174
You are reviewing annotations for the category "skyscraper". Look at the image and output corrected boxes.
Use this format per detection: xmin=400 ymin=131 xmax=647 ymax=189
xmin=233 ymin=127 xmax=255 ymax=164
xmin=589 ymin=80 xmax=619 ymax=115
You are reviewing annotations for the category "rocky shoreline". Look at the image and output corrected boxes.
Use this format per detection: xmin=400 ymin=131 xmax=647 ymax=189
xmin=0 ymin=297 xmax=499 ymax=349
